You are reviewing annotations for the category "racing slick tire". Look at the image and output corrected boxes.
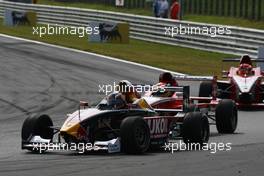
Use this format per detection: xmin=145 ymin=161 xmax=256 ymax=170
xmin=120 ymin=116 xmax=150 ymax=154
xmin=182 ymin=112 xmax=209 ymax=145
xmin=21 ymin=115 xmax=54 ymax=152
xmin=216 ymin=99 xmax=237 ymax=133
xmin=199 ymin=81 xmax=212 ymax=103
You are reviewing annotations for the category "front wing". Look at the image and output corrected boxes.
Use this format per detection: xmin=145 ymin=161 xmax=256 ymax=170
xmin=22 ymin=136 xmax=121 ymax=154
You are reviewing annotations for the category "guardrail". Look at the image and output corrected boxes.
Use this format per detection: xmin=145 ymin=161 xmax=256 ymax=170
xmin=0 ymin=0 xmax=263 ymax=58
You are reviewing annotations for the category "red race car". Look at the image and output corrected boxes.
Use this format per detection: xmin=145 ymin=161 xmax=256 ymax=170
xmin=199 ymin=55 xmax=264 ymax=108
xmin=141 ymin=72 xmax=238 ymax=134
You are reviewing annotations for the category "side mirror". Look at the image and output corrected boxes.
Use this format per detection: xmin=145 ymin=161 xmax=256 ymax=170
xmin=222 ymin=70 xmax=229 ymax=78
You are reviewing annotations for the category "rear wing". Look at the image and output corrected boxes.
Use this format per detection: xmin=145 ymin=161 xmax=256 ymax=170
xmin=174 ymin=75 xmax=214 ymax=81
xmin=174 ymin=75 xmax=218 ymax=100
xmin=223 ymin=58 xmax=264 ymax=62
xmin=175 ymin=86 xmax=190 ymax=113
xmin=223 ymin=58 xmax=264 ymax=72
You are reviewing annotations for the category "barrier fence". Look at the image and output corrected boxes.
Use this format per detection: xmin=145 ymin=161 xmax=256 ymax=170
xmin=23 ymin=0 xmax=264 ymax=21
xmin=0 ymin=0 xmax=263 ymax=57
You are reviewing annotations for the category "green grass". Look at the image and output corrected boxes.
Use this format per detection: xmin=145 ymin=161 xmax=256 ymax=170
xmin=37 ymin=0 xmax=264 ymax=30
xmin=0 ymin=19 xmax=233 ymax=77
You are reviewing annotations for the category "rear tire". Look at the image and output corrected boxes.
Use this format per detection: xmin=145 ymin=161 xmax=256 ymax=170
xmin=216 ymin=99 xmax=237 ymax=133
xmin=182 ymin=112 xmax=209 ymax=145
xmin=199 ymin=81 xmax=212 ymax=103
xmin=120 ymin=116 xmax=150 ymax=154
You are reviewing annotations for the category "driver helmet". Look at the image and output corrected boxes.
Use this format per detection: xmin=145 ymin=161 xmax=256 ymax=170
xmin=159 ymin=72 xmax=178 ymax=86
xmin=107 ymin=92 xmax=125 ymax=109
xmin=239 ymin=63 xmax=252 ymax=75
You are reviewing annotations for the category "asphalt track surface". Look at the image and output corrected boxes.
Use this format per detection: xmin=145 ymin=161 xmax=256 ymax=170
xmin=0 ymin=35 xmax=263 ymax=176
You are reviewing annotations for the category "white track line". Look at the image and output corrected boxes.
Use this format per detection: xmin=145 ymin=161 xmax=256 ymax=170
xmin=0 ymin=33 xmax=185 ymax=75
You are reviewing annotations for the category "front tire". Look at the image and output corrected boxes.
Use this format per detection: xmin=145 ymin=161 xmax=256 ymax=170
xmin=120 ymin=116 xmax=150 ymax=154
xmin=216 ymin=99 xmax=237 ymax=133
xmin=21 ymin=115 xmax=53 ymax=151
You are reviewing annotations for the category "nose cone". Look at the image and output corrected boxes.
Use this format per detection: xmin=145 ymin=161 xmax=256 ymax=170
xmin=233 ymin=76 xmax=258 ymax=93
xmin=60 ymin=108 xmax=103 ymax=138
xmin=60 ymin=110 xmax=85 ymax=138
xmin=239 ymin=84 xmax=250 ymax=93
xmin=60 ymin=120 xmax=81 ymax=138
